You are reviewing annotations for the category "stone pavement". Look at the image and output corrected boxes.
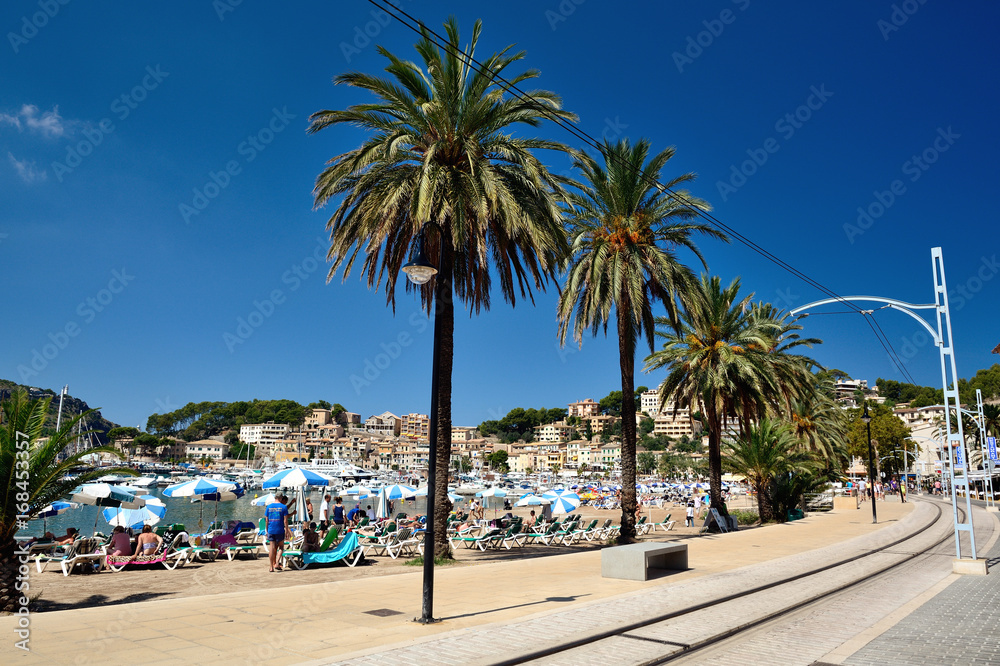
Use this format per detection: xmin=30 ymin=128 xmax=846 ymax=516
xmin=0 ymin=498 xmax=939 ymax=666
xmin=838 ymin=507 xmax=1000 ymax=666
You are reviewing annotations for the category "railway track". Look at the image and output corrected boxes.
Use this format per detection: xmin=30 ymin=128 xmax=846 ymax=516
xmin=504 ymin=500 xmax=971 ymax=666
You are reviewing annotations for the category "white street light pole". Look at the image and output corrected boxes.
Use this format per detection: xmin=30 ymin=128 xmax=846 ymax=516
xmin=790 ymin=247 xmax=979 ymax=567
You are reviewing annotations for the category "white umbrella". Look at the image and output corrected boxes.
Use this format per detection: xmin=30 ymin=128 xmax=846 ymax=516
xmin=343 ymin=484 xmax=373 ymax=498
xmin=251 ymin=493 xmax=277 ymax=507
xmin=515 ymin=494 xmax=550 ymax=507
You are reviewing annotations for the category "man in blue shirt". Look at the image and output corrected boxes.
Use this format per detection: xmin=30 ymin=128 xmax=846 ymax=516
xmin=264 ymin=495 xmax=290 ymax=572
xmin=346 ymin=504 xmax=360 ymax=527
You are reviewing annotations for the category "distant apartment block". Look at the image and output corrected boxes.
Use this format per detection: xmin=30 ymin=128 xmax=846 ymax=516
xmin=452 ymin=426 xmax=478 ymax=442
xmin=239 ymin=421 xmax=291 ymax=456
xmin=186 ymin=440 xmax=228 ymax=460
xmin=534 ymin=421 xmax=571 ymax=442
xmin=568 ymin=398 xmax=601 ymax=418
xmin=365 ymin=412 xmax=401 ymax=437
xmin=400 ymin=413 xmax=430 ymax=441
xmin=653 ymin=401 xmax=700 ymax=439
xmin=640 ymin=389 xmax=663 ymax=416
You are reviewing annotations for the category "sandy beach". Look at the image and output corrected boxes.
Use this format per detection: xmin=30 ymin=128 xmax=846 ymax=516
xmin=29 ymin=499 xmax=752 ymax=613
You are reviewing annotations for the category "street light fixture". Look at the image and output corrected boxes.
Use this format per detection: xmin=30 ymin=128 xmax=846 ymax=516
xmin=402 ymin=224 xmax=441 ymax=625
xmin=860 ymin=402 xmax=878 ymax=524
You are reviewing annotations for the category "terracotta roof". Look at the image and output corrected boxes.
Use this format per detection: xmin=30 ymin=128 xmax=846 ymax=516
xmin=993 ymin=342 xmax=1000 ymax=353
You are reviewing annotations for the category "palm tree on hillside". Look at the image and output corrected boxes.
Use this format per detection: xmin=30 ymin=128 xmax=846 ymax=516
xmin=557 ymin=138 xmax=725 ymax=542
xmin=309 ymin=18 xmax=575 ymax=557
xmin=644 ymin=275 xmax=814 ymax=514
xmin=1 ymin=390 xmax=130 ymax=612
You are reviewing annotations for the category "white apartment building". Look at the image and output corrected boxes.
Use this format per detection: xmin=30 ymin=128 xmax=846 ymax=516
xmin=653 ymin=401 xmax=700 ymax=439
xmin=641 ymin=389 xmax=663 ymax=416
xmin=534 ymin=422 xmax=570 ymax=442
xmin=186 ymin=439 xmax=228 ymax=460
xmin=239 ymin=421 xmax=291 ymax=457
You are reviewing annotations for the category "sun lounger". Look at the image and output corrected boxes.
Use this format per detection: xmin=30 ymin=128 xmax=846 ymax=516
xmin=562 ymin=520 xmax=598 ymax=545
xmin=106 ymin=534 xmax=189 ymax=572
xmin=651 ymin=513 xmax=676 ymax=532
xmin=590 ymin=519 xmax=613 ymax=540
xmin=34 ymin=538 xmax=89 ymax=573
xmin=284 ymin=531 xmax=363 ymax=569
xmin=42 ymin=538 xmax=105 ymax=576
xmin=282 ymin=528 xmax=340 ymax=569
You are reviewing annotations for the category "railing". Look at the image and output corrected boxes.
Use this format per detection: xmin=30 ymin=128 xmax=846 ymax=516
xmin=804 ymin=490 xmax=834 ymax=511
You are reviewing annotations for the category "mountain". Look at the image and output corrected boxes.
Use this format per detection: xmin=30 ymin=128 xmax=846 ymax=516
xmin=0 ymin=380 xmax=120 ymax=445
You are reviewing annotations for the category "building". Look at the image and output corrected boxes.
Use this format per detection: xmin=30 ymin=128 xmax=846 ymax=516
xmin=568 ymin=398 xmax=601 ymax=418
xmin=834 ymin=379 xmax=869 ymax=406
xmin=534 ymin=421 xmax=571 ymax=443
xmin=652 ymin=401 xmax=701 ymax=439
xmin=452 ymin=426 xmax=478 ymax=443
xmin=640 ymin=389 xmax=663 ymax=416
xmin=239 ymin=422 xmax=291 ymax=457
xmin=365 ymin=412 xmax=401 ymax=437
xmin=400 ymin=413 xmax=430 ymax=441
xmin=185 ymin=439 xmax=228 ymax=461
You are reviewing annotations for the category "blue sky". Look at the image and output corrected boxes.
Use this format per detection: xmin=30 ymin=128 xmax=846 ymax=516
xmin=3 ymin=1 xmax=998 ymax=430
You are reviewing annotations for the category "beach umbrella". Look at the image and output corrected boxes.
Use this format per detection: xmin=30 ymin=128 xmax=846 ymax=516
xmin=33 ymin=501 xmax=80 ymax=533
xmin=162 ymin=477 xmax=236 ymax=498
xmin=163 ymin=478 xmax=237 ymax=529
xmin=251 ymin=493 xmax=277 ymax=507
xmin=542 ymin=489 xmax=581 ymax=515
xmin=70 ymin=484 xmax=145 ymax=509
xmin=448 ymin=492 xmax=463 ymax=503
xmin=262 ymin=467 xmax=332 ymax=489
xmin=515 ymin=494 xmax=550 ymax=507
xmin=343 ymin=484 xmax=373 ymax=498
xmin=380 ymin=484 xmax=417 ymax=500
xmin=102 ymin=496 xmax=166 ymax=530
xmin=636 ymin=483 xmax=652 ymax=494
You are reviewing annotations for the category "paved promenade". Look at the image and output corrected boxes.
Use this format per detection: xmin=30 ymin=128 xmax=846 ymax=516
xmin=3 ymin=497 xmax=994 ymax=666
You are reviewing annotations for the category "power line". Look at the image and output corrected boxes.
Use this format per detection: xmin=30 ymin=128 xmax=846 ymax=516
xmin=869 ymin=310 xmax=918 ymax=384
xmin=365 ymin=0 xmax=867 ymax=319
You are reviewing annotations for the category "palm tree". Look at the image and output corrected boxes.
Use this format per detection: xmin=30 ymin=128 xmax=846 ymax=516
xmin=309 ymin=18 xmax=574 ymax=557
xmin=557 ymin=138 xmax=725 ymax=542
xmin=644 ymin=275 xmax=784 ymax=514
xmin=787 ymin=378 xmax=849 ymax=467
xmin=723 ymin=418 xmax=811 ymax=522
xmin=1 ymin=390 xmax=130 ymax=612
xmin=983 ymin=404 xmax=1000 ymax=437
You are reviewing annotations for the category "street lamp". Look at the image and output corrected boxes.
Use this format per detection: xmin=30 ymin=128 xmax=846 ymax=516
xmin=860 ymin=402 xmax=877 ymax=524
xmin=402 ymin=224 xmax=440 ymax=624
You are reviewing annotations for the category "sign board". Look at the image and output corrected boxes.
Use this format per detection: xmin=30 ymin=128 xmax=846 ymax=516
xmin=705 ymin=508 xmax=729 ymax=533
xmin=988 ymin=436 xmax=998 ymax=462
xmin=955 ymin=445 xmax=964 ymax=468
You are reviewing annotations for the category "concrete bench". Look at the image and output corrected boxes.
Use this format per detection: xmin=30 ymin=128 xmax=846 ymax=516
xmin=601 ymin=541 xmax=688 ymax=581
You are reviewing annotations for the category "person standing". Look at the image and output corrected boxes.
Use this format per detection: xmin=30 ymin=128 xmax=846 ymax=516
xmin=318 ymin=494 xmax=331 ymax=532
xmin=332 ymin=496 xmax=345 ymax=529
xmin=685 ymin=501 xmax=695 ymax=528
xmin=264 ymin=495 xmax=291 ymax=572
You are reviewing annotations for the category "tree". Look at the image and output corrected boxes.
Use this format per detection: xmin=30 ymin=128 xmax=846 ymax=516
xmin=309 ymin=19 xmax=574 ymax=558
xmin=723 ymin=419 xmax=813 ymax=522
xmin=1 ymin=390 xmax=131 ymax=612
xmin=557 ymin=138 xmax=724 ymax=542
xmin=107 ymin=426 xmax=140 ymax=460
xmin=845 ymin=403 xmax=912 ymax=470
xmin=459 ymin=456 xmax=473 ymax=474
xmin=639 ymin=417 xmax=655 ymax=436
xmin=486 ymin=449 xmax=509 ymax=473
xmin=645 ymin=276 xmax=818 ymax=514
xmin=307 ymin=400 xmax=332 ymax=410
xmin=637 ymin=451 xmax=657 ymax=474
xmin=599 ymin=391 xmax=624 ymax=417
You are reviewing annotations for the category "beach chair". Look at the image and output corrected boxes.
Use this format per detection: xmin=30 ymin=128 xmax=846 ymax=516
xmin=447 ymin=524 xmax=483 ymax=550
xmin=284 ymin=531 xmax=363 ymax=570
xmin=384 ymin=528 xmax=420 ymax=559
xmin=651 ymin=513 xmax=676 ymax=532
xmin=499 ymin=523 xmax=527 ymax=550
xmin=34 ymin=538 xmax=86 ymax=573
xmin=106 ymin=534 xmax=189 ymax=572
xmin=282 ymin=527 xmax=340 ymax=569
xmin=525 ymin=521 xmax=561 ymax=545
xmin=549 ymin=521 xmax=580 ymax=545
xmin=635 ymin=516 xmax=651 ymax=535
xmin=590 ymin=519 xmax=613 ymax=541
xmin=562 ymin=520 xmax=597 ymax=545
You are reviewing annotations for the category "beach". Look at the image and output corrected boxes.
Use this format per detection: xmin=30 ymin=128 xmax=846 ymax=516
xmin=28 ymin=500 xmax=746 ymax=612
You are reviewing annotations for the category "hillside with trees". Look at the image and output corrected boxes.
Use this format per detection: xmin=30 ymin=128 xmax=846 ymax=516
xmin=145 ymin=399 xmax=316 ymax=441
xmin=0 ymin=380 xmax=119 ymax=443
xmin=877 ymin=363 xmax=1000 ymax=407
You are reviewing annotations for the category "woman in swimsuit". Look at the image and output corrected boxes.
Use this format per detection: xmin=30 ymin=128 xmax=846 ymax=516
xmin=132 ymin=525 xmax=162 ymax=560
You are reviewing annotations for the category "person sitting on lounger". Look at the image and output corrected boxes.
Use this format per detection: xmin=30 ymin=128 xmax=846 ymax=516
xmin=108 ymin=526 xmax=132 ymax=557
xmin=132 ymin=525 xmax=162 ymax=560
xmin=55 ymin=527 xmax=79 ymax=545
xmin=301 ymin=523 xmax=321 ymax=552
xmin=525 ymin=510 xmax=539 ymax=528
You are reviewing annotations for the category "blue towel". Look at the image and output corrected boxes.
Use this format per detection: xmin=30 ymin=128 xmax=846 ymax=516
xmin=302 ymin=532 xmax=360 ymax=565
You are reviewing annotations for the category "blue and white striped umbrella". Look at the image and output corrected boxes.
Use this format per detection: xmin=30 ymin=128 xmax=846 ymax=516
xmin=343 ymin=484 xmax=373 ymax=498
xmin=35 ymin=501 xmax=79 ymax=519
xmin=70 ymin=483 xmax=145 ymax=509
xmin=380 ymin=484 xmax=417 ymax=500
xmin=542 ymin=489 xmax=581 ymax=515
xmin=251 ymin=493 xmax=277 ymax=507
xmin=515 ymin=494 xmax=550 ymax=507
xmin=262 ymin=467 xmax=332 ymax=489
xmin=102 ymin=496 xmax=166 ymax=529
xmin=162 ymin=477 xmax=236 ymax=498
xmin=476 ymin=488 xmax=508 ymax=498
xmin=636 ymin=484 xmax=652 ymax=494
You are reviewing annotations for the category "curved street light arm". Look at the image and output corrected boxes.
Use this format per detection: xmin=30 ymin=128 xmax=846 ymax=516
xmin=789 ymin=296 xmax=940 ymax=344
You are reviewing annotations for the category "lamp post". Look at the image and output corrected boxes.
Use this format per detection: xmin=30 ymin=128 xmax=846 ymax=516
xmin=861 ymin=402 xmax=877 ymax=524
xmin=402 ymin=224 xmax=440 ymax=624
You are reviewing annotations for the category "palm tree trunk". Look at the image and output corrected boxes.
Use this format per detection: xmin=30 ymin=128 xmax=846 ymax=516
xmin=1 ymin=529 xmax=23 ymax=614
xmin=617 ymin=307 xmax=637 ymax=543
xmin=707 ymin=405 xmax=727 ymax=516
xmin=432 ymin=249 xmax=455 ymax=559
